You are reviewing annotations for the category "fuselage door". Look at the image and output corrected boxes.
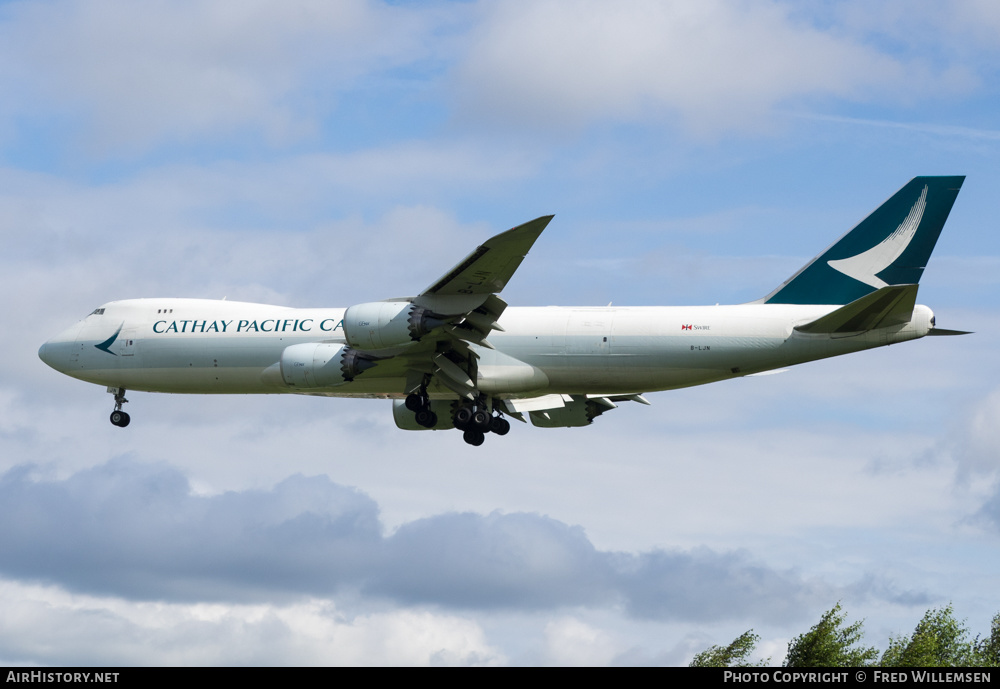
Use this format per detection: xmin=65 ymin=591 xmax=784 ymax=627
xmin=119 ymin=330 xmax=136 ymax=356
xmin=567 ymin=310 xmax=614 ymax=356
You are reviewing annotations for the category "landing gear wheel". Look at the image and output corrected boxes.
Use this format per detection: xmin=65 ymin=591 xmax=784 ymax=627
xmin=471 ymin=409 xmax=490 ymax=432
xmin=463 ymin=429 xmax=485 ymax=446
xmin=415 ymin=410 xmax=437 ymax=428
xmin=453 ymin=407 xmax=473 ymax=430
xmin=489 ymin=416 xmax=510 ymax=436
xmin=405 ymin=393 xmax=425 ymax=413
xmin=109 ymin=387 xmax=130 ymax=427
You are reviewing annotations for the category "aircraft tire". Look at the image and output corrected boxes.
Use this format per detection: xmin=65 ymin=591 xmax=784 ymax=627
xmin=472 ymin=409 xmax=490 ymax=431
xmin=415 ymin=410 xmax=437 ymax=428
xmin=490 ymin=417 xmax=510 ymax=436
xmin=453 ymin=407 xmax=473 ymax=429
xmin=463 ymin=429 xmax=485 ymax=446
xmin=110 ymin=411 xmax=130 ymax=427
xmin=405 ymin=393 xmax=424 ymax=413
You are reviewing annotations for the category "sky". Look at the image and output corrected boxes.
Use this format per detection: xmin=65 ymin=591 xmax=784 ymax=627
xmin=2 ymin=0 xmax=999 ymax=666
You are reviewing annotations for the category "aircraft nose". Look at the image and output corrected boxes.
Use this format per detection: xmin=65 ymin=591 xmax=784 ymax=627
xmin=38 ymin=337 xmax=65 ymax=371
xmin=38 ymin=341 xmax=51 ymax=366
xmin=39 ymin=323 xmax=83 ymax=373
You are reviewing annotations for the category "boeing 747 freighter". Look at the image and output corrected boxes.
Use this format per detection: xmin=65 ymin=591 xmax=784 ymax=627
xmin=39 ymin=177 xmax=968 ymax=445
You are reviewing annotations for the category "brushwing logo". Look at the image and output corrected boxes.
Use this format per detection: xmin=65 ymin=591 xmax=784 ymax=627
xmin=94 ymin=323 xmax=124 ymax=355
xmin=827 ymin=184 xmax=928 ymax=289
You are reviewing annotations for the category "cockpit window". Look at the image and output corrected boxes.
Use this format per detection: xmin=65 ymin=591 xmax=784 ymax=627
xmin=90 ymin=308 xmax=105 ymax=316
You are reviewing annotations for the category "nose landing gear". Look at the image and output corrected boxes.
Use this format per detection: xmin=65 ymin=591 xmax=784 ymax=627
xmin=108 ymin=387 xmax=130 ymax=427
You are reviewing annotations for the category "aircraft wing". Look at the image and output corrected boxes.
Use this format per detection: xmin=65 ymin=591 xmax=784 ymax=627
xmin=421 ymin=216 xmax=553 ymax=297
xmin=344 ymin=216 xmax=554 ymax=399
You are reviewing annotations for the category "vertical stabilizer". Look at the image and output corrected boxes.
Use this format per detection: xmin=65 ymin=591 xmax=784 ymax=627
xmin=762 ymin=176 xmax=964 ymax=305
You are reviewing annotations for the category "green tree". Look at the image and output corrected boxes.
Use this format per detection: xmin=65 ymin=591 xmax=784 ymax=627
xmin=689 ymin=630 xmax=769 ymax=667
xmin=784 ymin=602 xmax=878 ymax=667
xmin=880 ymin=604 xmax=978 ymax=667
xmin=974 ymin=613 xmax=1000 ymax=667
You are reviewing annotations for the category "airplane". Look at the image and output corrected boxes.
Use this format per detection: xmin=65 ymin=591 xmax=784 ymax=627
xmin=39 ymin=176 xmax=968 ymax=446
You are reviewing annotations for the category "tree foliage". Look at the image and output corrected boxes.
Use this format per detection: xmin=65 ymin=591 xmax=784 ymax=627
xmin=879 ymin=604 xmax=978 ymax=667
xmin=975 ymin=613 xmax=1000 ymax=667
xmin=689 ymin=630 xmax=769 ymax=667
xmin=690 ymin=605 xmax=1000 ymax=668
xmin=784 ymin=602 xmax=878 ymax=667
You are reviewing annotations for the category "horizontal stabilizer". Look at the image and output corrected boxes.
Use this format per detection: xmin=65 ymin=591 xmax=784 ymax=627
xmin=795 ymin=284 xmax=918 ymax=335
xmin=927 ymin=328 xmax=973 ymax=336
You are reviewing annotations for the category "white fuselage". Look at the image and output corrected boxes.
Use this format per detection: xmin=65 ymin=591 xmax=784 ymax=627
xmin=38 ymin=298 xmax=935 ymax=399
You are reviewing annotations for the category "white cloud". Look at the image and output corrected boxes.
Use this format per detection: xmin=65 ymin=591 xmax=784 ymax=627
xmin=0 ymin=0 xmax=438 ymax=154
xmin=543 ymin=617 xmax=620 ymax=666
xmin=932 ymin=382 xmax=1000 ymax=533
xmin=0 ymin=580 xmax=503 ymax=666
xmin=1 ymin=0 xmax=995 ymax=158
xmin=0 ymin=157 xmax=531 ymax=324
xmin=453 ymin=0 xmax=953 ymax=136
xmin=947 ymin=388 xmax=1000 ymax=480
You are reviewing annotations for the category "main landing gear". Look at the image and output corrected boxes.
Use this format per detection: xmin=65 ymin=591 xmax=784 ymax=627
xmin=405 ymin=390 xmax=438 ymax=429
xmin=405 ymin=390 xmax=511 ymax=446
xmin=109 ymin=387 xmax=130 ymax=427
xmin=452 ymin=398 xmax=510 ymax=447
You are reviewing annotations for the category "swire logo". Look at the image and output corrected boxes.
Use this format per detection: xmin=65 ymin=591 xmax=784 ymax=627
xmin=681 ymin=324 xmax=692 ymax=330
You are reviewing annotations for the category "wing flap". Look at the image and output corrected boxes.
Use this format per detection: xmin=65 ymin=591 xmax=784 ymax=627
xmin=503 ymin=394 xmax=567 ymax=413
xmin=588 ymin=393 xmax=652 ymax=406
xmin=505 ymin=392 xmax=652 ymax=415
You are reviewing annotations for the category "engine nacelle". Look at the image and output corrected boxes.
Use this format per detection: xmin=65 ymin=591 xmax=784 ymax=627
xmin=392 ymin=399 xmax=456 ymax=431
xmin=279 ymin=343 xmax=375 ymax=388
xmin=529 ymin=399 xmax=607 ymax=428
xmin=343 ymin=301 xmax=446 ymax=351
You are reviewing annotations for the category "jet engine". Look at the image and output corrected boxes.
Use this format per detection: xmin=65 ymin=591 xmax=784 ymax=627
xmin=343 ymin=301 xmax=447 ymax=351
xmin=279 ymin=343 xmax=375 ymax=388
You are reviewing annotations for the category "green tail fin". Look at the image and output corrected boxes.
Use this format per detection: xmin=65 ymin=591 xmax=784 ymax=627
xmin=762 ymin=176 xmax=964 ymax=305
